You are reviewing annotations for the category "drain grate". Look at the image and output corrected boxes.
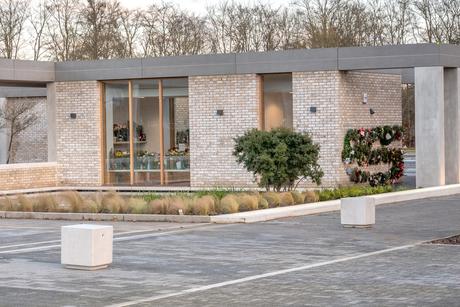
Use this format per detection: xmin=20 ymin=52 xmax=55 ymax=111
xmin=428 ymin=235 xmax=460 ymax=245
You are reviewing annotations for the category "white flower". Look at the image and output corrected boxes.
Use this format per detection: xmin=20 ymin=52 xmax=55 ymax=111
xmin=385 ymin=133 xmax=391 ymax=140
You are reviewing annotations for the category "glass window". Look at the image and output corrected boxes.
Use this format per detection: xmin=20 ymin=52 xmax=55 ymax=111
xmin=103 ymin=78 xmax=190 ymax=186
xmin=105 ymin=81 xmax=130 ymax=185
xmin=132 ymin=80 xmax=161 ymax=185
xmin=162 ymin=78 xmax=190 ymax=186
xmin=263 ymin=73 xmax=293 ymax=130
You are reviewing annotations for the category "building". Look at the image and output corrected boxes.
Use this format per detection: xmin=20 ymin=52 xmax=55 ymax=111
xmin=0 ymin=44 xmax=457 ymax=191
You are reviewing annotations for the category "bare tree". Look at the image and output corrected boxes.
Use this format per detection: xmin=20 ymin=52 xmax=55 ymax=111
xmin=79 ymin=0 xmax=124 ymax=59
xmin=141 ymin=3 xmax=206 ymax=57
xmin=30 ymin=1 xmax=50 ymax=61
xmin=0 ymin=0 xmax=29 ymax=59
xmin=0 ymin=101 xmax=38 ymax=164
xmin=119 ymin=8 xmax=141 ymax=58
xmin=46 ymin=0 xmax=82 ymax=61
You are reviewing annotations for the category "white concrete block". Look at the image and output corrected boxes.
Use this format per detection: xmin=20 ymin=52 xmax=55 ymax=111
xmin=341 ymin=197 xmax=375 ymax=227
xmin=61 ymin=224 xmax=113 ymax=270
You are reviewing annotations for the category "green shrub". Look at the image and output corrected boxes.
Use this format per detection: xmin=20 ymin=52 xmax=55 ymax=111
xmin=217 ymin=195 xmax=239 ymax=214
xmin=279 ymin=192 xmax=295 ymax=206
xmin=262 ymin=192 xmax=281 ymax=208
xmin=304 ymin=190 xmax=319 ymax=203
xmin=237 ymin=194 xmax=259 ymax=212
xmin=17 ymin=195 xmax=34 ymax=212
xmin=143 ymin=193 xmax=162 ymax=202
xmin=291 ymin=191 xmax=305 ymax=204
xmin=195 ymin=188 xmax=235 ymax=200
xmin=233 ymin=128 xmax=323 ymax=191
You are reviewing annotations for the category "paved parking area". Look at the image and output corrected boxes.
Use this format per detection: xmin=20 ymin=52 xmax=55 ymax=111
xmin=1 ymin=195 xmax=460 ymax=306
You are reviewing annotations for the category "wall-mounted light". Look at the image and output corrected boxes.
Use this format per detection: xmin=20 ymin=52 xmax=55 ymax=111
xmin=363 ymin=93 xmax=368 ymax=104
xmin=70 ymin=113 xmax=77 ymax=119
xmin=310 ymin=106 xmax=317 ymax=113
xmin=369 ymin=108 xmax=375 ymax=115
xmin=216 ymin=109 xmax=224 ymax=116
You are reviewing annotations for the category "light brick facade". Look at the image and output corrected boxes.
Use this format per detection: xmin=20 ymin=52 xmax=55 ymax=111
xmin=0 ymin=162 xmax=58 ymax=190
xmin=293 ymin=71 xmax=402 ymax=187
xmin=189 ymin=74 xmax=260 ymax=187
xmin=0 ymin=70 xmax=401 ymax=191
xmin=55 ymin=81 xmax=102 ymax=186
xmin=7 ymin=97 xmax=48 ymax=164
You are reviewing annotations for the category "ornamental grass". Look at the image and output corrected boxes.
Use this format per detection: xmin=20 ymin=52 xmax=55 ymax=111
xmin=0 ymin=185 xmax=404 ymax=216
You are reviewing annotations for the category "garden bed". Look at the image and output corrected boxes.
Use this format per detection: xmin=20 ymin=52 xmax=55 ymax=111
xmin=0 ymin=185 xmax=405 ymax=218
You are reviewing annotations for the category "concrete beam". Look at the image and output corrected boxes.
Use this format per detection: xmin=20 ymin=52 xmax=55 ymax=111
xmin=0 ymin=86 xmax=46 ymax=97
xmin=415 ymin=67 xmax=445 ymax=187
xmin=47 ymin=83 xmax=56 ymax=162
xmin=0 ymin=59 xmax=54 ymax=83
xmin=0 ymin=98 xmax=7 ymax=164
xmin=444 ymin=68 xmax=460 ymax=184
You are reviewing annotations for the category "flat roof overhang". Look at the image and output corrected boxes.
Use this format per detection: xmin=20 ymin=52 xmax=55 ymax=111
xmin=0 ymin=44 xmax=459 ymax=83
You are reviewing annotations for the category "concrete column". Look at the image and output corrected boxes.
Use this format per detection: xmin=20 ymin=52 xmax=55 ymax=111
xmin=415 ymin=67 xmax=445 ymax=187
xmin=0 ymin=97 xmax=7 ymax=164
xmin=47 ymin=83 xmax=57 ymax=162
xmin=444 ymin=68 xmax=460 ymax=184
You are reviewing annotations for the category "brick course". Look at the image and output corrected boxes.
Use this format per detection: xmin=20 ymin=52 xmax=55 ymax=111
xmin=0 ymin=162 xmax=58 ymax=190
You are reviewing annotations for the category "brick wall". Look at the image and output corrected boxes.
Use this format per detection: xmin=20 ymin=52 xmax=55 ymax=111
xmin=0 ymin=162 xmax=58 ymax=190
xmin=293 ymin=71 xmax=343 ymax=187
xmin=339 ymin=72 xmax=403 ymax=182
xmin=293 ymin=71 xmax=402 ymax=187
xmin=7 ymin=97 xmax=48 ymax=163
xmin=55 ymin=81 xmax=102 ymax=186
xmin=189 ymin=74 xmax=260 ymax=187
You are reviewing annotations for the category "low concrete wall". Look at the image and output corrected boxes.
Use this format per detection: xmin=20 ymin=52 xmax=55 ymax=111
xmin=0 ymin=162 xmax=58 ymax=191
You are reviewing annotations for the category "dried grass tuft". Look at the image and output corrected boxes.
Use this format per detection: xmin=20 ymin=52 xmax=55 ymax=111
xmin=217 ymin=195 xmax=239 ymax=214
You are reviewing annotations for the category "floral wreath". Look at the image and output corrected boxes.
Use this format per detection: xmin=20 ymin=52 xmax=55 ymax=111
xmin=342 ymin=125 xmax=404 ymax=186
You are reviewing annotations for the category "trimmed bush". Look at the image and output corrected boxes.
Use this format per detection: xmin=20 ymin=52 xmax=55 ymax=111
xmin=218 ymin=195 xmax=239 ymax=214
xmin=233 ymin=128 xmax=323 ymax=191
xmin=291 ymin=191 xmax=305 ymax=204
xmin=304 ymin=190 xmax=319 ymax=203
xmin=263 ymin=192 xmax=281 ymax=208
xmin=279 ymin=192 xmax=295 ymax=206
xmin=237 ymin=194 xmax=259 ymax=212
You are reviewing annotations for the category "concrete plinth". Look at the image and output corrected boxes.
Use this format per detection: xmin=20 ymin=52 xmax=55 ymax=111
xmin=61 ymin=224 xmax=113 ymax=270
xmin=415 ymin=67 xmax=445 ymax=187
xmin=341 ymin=197 xmax=375 ymax=227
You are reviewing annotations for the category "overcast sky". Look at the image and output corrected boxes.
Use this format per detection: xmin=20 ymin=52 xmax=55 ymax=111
xmin=118 ymin=0 xmax=292 ymax=15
